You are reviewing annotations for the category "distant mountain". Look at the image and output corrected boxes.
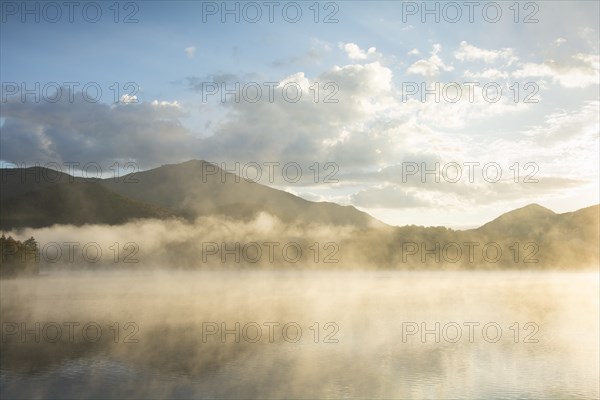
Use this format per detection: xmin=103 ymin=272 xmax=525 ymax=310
xmin=476 ymin=203 xmax=557 ymax=237
xmin=102 ymin=160 xmax=379 ymax=227
xmin=475 ymin=203 xmax=599 ymax=245
xmin=0 ymin=160 xmax=380 ymax=229
xmin=0 ymin=167 xmax=82 ymax=201
xmin=0 ymin=181 xmax=171 ymax=229
xmin=1 ymin=161 xmax=597 ymax=269
xmin=471 ymin=203 xmax=599 ymax=268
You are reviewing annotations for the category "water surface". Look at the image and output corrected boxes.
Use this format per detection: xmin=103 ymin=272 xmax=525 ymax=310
xmin=1 ymin=270 xmax=598 ymax=399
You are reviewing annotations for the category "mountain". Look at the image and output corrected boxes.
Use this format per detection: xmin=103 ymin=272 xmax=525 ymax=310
xmin=466 ymin=203 xmax=599 ymax=268
xmin=0 ymin=167 xmax=83 ymax=201
xmin=476 ymin=203 xmax=557 ymax=237
xmin=101 ymin=160 xmax=379 ymax=227
xmin=1 ymin=161 xmax=597 ymax=269
xmin=0 ymin=181 xmax=171 ymax=229
xmin=475 ymin=203 xmax=599 ymax=243
xmin=0 ymin=160 xmax=380 ymax=229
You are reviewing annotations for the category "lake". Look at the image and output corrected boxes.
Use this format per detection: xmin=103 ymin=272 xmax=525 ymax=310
xmin=1 ymin=270 xmax=598 ymax=399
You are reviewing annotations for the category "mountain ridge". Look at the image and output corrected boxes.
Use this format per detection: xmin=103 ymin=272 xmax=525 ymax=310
xmin=1 ymin=160 xmax=598 ymax=269
xmin=1 ymin=160 xmax=380 ymax=229
xmin=1 ymin=161 xmax=598 ymax=231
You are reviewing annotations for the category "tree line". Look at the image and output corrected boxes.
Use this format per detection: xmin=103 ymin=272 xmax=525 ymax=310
xmin=0 ymin=234 xmax=39 ymax=278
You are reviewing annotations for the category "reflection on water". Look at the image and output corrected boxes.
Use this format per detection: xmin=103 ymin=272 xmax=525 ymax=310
xmin=1 ymin=270 xmax=598 ymax=399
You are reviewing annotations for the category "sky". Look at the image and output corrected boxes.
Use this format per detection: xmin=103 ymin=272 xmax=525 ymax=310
xmin=1 ymin=0 xmax=599 ymax=228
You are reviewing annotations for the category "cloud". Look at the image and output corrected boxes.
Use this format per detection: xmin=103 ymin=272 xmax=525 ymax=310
xmin=554 ymin=38 xmax=567 ymax=46
xmin=512 ymin=53 xmax=599 ymax=88
xmin=406 ymin=44 xmax=454 ymax=78
xmin=454 ymin=41 xmax=517 ymax=65
xmin=0 ymin=88 xmax=196 ymax=169
xmin=0 ymin=60 xmax=402 ymax=176
xmin=184 ymin=46 xmax=196 ymax=58
xmin=463 ymin=68 xmax=509 ymax=80
xmin=339 ymin=42 xmax=380 ymax=61
xmin=119 ymin=94 xmax=139 ymax=104
xmin=577 ymin=26 xmax=599 ymax=47
xmin=407 ymin=49 xmax=420 ymax=56
xmin=351 ymin=186 xmax=431 ymax=208
xmin=521 ymin=100 xmax=600 ymax=146
xmin=1 ymin=41 xmax=596 ymax=215
xmin=151 ymin=100 xmax=181 ymax=108
xmin=350 ymin=165 xmax=589 ymax=210
xmin=198 ymin=61 xmax=399 ymax=169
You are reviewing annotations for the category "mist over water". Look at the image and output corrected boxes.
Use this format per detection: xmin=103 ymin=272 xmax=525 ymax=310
xmin=6 ymin=213 xmax=598 ymax=270
xmin=1 ymin=270 xmax=598 ymax=399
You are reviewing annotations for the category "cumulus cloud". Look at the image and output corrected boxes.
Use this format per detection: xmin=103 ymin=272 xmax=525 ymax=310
xmin=339 ymin=42 xmax=380 ymax=61
xmin=0 ymin=61 xmax=404 ymax=176
xmin=0 ymin=88 xmax=196 ymax=169
xmin=1 ymin=40 xmax=596 ymax=217
xmin=119 ymin=94 xmax=139 ymax=104
xmin=196 ymin=61 xmax=402 ymax=171
xmin=512 ymin=53 xmax=600 ymax=88
xmin=454 ymin=41 xmax=517 ymax=65
xmin=554 ymin=38 xmax=567 ymax=46
xmin=0 ymin=54 xmax=552 ymax=189
xmin=463 ymin=68 xmax=509 ymax=80
xmin=406 ymin=44 xmax=454 ymax=78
